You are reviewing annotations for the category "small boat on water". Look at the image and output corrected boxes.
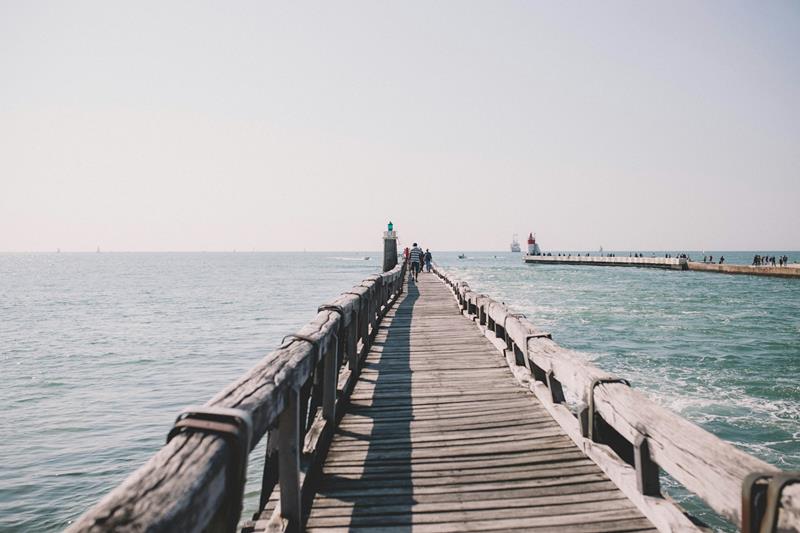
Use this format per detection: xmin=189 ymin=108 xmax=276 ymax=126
xmin=363 ymin=257 xmax=370 ymax=260
xmin=458 ymin=254 xmax=466 ymax=259
xmin=510 ymin=234 xmax=521 ymax=253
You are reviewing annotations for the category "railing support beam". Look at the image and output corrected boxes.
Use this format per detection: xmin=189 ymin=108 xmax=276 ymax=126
xmin=279 ymin=387 xmax=302 ymax=532
xmin=634 ymin=434 xmax=661 ymax=496
xmin=322 ymin=337 xmax=337 ymax=422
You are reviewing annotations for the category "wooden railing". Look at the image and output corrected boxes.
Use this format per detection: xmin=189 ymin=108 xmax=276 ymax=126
xmin=433 ymin=264 xmax=799 ymax=533
xmin=68 ymin=261 xmax=406 ymax=533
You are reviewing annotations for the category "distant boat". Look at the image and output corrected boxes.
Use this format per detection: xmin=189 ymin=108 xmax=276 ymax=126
xmin=510 ymin=234 xmax=521 ymax=253
xmin=458 ymin=254 xmax=466 ymax=259
xmin=363 ymin=256 xmax=370 ymax=260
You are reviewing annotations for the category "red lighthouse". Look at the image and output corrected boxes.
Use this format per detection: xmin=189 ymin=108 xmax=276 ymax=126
xmin=527 ymin=233 xmax=541 ymax=255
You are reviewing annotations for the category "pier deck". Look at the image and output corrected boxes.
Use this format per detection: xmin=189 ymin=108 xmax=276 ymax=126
xmin=300 ymin=274 xmax=655 ymax=532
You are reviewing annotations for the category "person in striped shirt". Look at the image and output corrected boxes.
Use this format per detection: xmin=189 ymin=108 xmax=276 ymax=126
xmin=409 ymin=243 xmax=423 ymax=281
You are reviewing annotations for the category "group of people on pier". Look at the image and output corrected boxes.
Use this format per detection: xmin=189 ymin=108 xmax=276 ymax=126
xmin=404 ymin=243 xmax=433 ymax=281
xmin=753 ymin=254 xmax=789 ymax=267
xmin=702 ymin=255 xmax=725 ymax=264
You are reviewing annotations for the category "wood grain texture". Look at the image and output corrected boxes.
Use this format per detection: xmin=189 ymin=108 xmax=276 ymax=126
xmin=248 ymin=272 xmax=657 ymax=532
xmin=68 ymin=265 xmax=405 ymax=533
xmin=435 ymin=264 xmax=800 ymax=531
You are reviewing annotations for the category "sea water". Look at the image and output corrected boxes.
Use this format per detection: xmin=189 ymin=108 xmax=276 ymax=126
xmin=1 ymin=251 xmax=797 ymax=531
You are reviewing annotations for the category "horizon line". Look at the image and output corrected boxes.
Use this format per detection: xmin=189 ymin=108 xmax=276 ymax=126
xmin=2 ymin=249 xmax=799 ymax=254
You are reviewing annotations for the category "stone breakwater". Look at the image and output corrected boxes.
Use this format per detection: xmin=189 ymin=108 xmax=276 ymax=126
xmin=523 ymin=255 xmax=800 ymax=278
xmin=687 ymin=261 xmax=800 ymax=278
xmin=523 ymin=255 xmax=686 ymax=270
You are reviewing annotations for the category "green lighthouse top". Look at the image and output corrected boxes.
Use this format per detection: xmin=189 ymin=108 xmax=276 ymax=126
xmin=388 ymin=221 xmax=393 ymax=232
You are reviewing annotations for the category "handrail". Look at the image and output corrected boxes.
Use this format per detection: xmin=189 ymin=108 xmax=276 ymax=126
xmin=68 ymin=261 xmax=407 ymax=533
xmin=432 ymin=263 xmax=799 ymax=533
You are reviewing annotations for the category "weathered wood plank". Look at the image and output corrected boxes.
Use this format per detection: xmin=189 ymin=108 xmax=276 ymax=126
xmin=69 ymin=265 xmax=406 ymax=532
xmin=290 ymin=273 xmax=658 ymax=533
xmin=310 ymin=479 xmax=621 ymax=507
xmin=434 ymin=265 xmax=800 ymax=531
xmin=305 ymin=498 xmax=641 ymax=527
xmin=307 ymin=491 xmax=631 ymax=519
xmin=301 ymin=508 xmax=655 ymax=532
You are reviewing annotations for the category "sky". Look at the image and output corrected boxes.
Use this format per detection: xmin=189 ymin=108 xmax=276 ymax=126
xmin=1 ymin=1 xmax=798 ymax=252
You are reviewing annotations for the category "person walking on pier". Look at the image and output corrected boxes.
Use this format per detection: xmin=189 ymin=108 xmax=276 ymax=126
xmin=409 ymin=243 xmax=423 ymax=281
xmin=424 ymin=249 xmax=432 ymax=272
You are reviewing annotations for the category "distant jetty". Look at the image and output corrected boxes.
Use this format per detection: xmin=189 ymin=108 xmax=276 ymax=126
xmin=524 ymin=254 xmax=800 ymax=278
xmin=523 ymin=254 xmax=685 ymax=270
xmin=686 ymin=261 xmax=800 ymax=278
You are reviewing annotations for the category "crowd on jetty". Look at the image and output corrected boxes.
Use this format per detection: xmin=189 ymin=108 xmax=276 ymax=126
xmin=753 ymin=254 xmax=789 ymax=267
xmin=543 ymin=252 xmax=691 ymax=259
xmin=526 ymin=251 xmax=794 ymax=268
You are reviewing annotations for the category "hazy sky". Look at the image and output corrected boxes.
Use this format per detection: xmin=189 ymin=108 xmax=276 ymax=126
xmin=1 ymin=1 xmax=798 ymax=251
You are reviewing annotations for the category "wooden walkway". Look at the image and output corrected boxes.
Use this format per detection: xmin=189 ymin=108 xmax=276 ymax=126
xmin=304 ymin=273 xmax=656 ymax=532
xmin=70 ymin=258 xmax=800 ymax=533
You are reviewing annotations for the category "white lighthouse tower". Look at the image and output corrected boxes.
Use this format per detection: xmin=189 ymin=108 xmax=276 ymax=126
xmin=527 ymin=233 xmax=541 ymax=256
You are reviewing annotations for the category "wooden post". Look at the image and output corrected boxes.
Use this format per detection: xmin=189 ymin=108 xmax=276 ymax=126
xmin=368 ymin=286 xmax=377 ymax=342
xmin=360 ymin=298 xmax=368 ymax=353
xmin=579 ymin=405 xmax=590 ymax=439
xmin=634 ymin=433 xmax=661 ymax=496
xmin=347 ymin=319 xmax=359 ymax=377
xmin=322 ymin=337 xmax=337 ymax=422
xmin=279 ymin=387 xmax=302 ymax=531
xmin=259 ymin=429 xmax=279 ymax=512
xmin=546 ymin=370 xmax=566 ymax=404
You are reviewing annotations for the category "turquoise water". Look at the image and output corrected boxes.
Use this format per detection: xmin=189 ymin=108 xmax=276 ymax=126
xmin=1 ymin=251 xmax=798 ymax=531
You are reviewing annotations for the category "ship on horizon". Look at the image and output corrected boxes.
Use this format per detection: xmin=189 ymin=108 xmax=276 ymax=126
xmin=510 ymin=234 xmax=521 ymax=253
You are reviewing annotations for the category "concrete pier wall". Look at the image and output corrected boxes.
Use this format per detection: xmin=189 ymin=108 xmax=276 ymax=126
xmin=523 ymin=255 xmax=800 ymax=278
xmin=687 ymin=262 xmax=800 ymax=278
xmin=523 ymin=255 xmax=686 ymax=270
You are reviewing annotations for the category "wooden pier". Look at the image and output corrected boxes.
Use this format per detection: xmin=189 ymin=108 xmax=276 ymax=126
xmin=69 ymin=257 xmax=800 ymax=532
xmin=251 ymin=273 xmax=656 ymax=532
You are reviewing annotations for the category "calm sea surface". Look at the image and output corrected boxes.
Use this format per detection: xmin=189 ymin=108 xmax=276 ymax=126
xmin=1 ymin=251 xmax=798 ymax=531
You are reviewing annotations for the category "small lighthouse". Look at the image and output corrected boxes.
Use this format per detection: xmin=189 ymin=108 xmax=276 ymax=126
xmin=383 ymin=221 xmax=398 ymax=272
xmin=527 ymin=233 xmax=541 ymax=256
